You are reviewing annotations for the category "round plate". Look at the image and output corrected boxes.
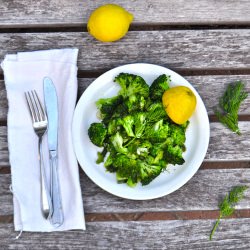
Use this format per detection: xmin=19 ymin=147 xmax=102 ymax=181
xmin=72 ymin=63 xmax=210 ymax=200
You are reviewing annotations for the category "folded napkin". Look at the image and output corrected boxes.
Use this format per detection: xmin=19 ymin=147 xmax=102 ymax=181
xmin=1 ymin=48 xmax=85 ymax=232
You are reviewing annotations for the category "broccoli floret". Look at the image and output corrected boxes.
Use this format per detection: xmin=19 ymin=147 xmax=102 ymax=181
xmin=88 ymin=122 xmax=107 ymax=147
xmin=144 ymin=119 xmax=169 ymax=141
xmin=149 ymin=74 xmax=171 ymax=101
xmin=118 ymin=115 xmax=135 ymax=137
xmin=107 ymin=118 xmax=120 ymax=135
xmin=111 ymin=102 xmax=129 ymax=118
xmin=112 ymin=154 xmax=140 ymax=186
xmin=114 ymin=73 xmax=149 ymax=98
xmin=125 ymin=95 xmax=147 ymax=113
xmin=164 ymin=144 xmax=185 ymax=165
xmin=134 ymin=112 xmax=147 ymax=138
xmin=138 ymin=160 xmax=163 ymax=185
xmin=169 ymin=124 xmax=186 ymax=146
xmin=96 ymin=95 xmax=123 ymax=122
xmin=146 ymin=102 xmax=167 ymax=123
xmin=110 ymin=132 xmax=128 ymax=154
xmin=136 ymin=140 xmax=152 ymax=157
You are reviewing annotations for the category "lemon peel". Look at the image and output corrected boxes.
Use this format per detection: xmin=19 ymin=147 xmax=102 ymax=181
xmin=87 ymin=4 xmax=133 ymax=42
xmin=162 ymin=86 xmax=197 ymax=124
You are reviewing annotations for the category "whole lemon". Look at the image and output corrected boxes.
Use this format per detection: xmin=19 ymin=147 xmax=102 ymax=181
xmin=87 ymin=4 xmax=133 ymax=42
xmin=162 ymin=86 xmax=197 ymax=125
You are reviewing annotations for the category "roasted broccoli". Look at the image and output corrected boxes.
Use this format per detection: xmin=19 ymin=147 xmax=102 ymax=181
xmin=138 ymin=160 xmax=163 ymax=186
xmin=149 ymin=74 xmax=171 ymax=101
xmin=87 ymin=72 xmax=189 ymax=187
xmin=146 ymin=102 xmax=167 ymax=123
xmin=114 ymin=73 xmax=149 ymax=98
xmin=118 ymin=115 xmax=135 ymax=137
xmin=110 ymin=132 xmax=128 ymax=154
xmin=88 ymin=122 xmax=107 ymax=147
xmin=96 ymin=95 xmax=123 ymax=123
xmin=115 ymin=73 xmax=150 ymax=113
xmin=164 ymin=144 xmax=185 ymax=165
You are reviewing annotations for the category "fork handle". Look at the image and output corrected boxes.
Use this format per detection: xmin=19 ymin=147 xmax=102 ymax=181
xmin=39 ymin=137 xmax=53 ymax=219
xmin=50 ymin=151 xmax=64 ymax=227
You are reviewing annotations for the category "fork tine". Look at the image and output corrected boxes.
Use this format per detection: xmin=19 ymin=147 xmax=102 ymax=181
xmin=29 ymin=91 xmax=40 ymax=122
xmin=25 ymin=91 xmax=37 ymax=122
xmin=33 ymin=90 xmax=47 ymax=121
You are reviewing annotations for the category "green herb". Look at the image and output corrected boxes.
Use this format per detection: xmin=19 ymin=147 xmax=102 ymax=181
xmin=215 ymin=81 xmax=248 ymax=135
xmin=209 ymin=185 xmax=248 ymax=240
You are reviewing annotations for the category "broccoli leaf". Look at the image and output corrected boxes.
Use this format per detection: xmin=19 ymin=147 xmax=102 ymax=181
xmin=149 ymin=74 xmax=171 ymax=101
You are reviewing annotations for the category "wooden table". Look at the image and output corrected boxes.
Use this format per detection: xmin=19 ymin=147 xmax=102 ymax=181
xmin=0 ymin=1 xmax=250 ymax=249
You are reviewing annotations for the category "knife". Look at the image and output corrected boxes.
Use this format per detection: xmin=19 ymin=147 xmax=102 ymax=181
xmin=43 ymin=77 xmax=64 ymax=227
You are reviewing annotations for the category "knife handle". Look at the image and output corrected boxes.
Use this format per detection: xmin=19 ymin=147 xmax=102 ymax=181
xmin=39 ymin=138 xmax=53 ymax=220
xmin=50 ymin=151 xmax=64 ymax=227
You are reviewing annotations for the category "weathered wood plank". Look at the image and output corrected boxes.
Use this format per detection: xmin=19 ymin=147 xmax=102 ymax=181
xmin=76 ymin=75 xmax=250 ymax=116
xmin=1 ymin=75 xmax=249 ymax=121
xmin=1 ymin=121 xmax=249 ymax=167
xmin=207 ymin=122 xmax=250 ymax=161
xmin=0 ymin=219 xmax=250 ymax=249
xmin=0 ymin=0 xmax=250 ymax=27
xmin=0 ymin=127 xmax=8 ymax=166
xmin=1 ymin=168 xmax=250 ymax=215
xmin=0 ymin=30 xmax=249 ymax=73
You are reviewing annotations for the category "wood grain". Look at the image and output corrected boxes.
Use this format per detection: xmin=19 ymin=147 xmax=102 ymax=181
xmin=0 ymin=121 xmax=249 ymax=167
xmin=0 ymin=219 xmax=250 ymax=249
xmin=0 ymin=30 xmax=249 ymax=73
xmin=1 ymin=168 xmax=250 ymax=215
xmin=0 ymin=0 xmax=250 ymax=28
xmin=76 ymin=75 xmax=250 ymax=116
xmin=1 ymin=74 xmax=250 ymax=121
xmin=0 ymin=126 xmax=8 ymax=166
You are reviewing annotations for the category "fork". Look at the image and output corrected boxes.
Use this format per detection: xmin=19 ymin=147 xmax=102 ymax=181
xmin=25 ymin=90 xmax=53 ymax=219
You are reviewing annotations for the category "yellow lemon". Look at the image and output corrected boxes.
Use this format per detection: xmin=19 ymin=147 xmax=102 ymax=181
xmin=162 ymin=86 xmax=197 ymax=124
xmin=87 ymin=4 xmax=133 ymax=42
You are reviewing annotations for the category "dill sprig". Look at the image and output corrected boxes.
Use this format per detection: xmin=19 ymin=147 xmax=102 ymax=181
xmin=209 ymin=185 xmax=248 ymax=240
xmin=215 ymin=81 xmax=248 ymax=135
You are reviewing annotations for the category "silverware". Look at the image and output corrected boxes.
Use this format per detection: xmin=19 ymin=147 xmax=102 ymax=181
xmin=44 ymin=77 xmax=64 ymax=227
xmin=24 ymin=90 xmax=53 ymax=219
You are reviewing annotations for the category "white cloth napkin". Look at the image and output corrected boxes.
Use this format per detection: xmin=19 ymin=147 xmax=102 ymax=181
xmin=1 ymin=48 xmax=85 ymax=232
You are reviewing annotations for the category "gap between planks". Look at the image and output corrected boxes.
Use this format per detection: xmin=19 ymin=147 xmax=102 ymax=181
xmin=0 ymin=161 xmax=249 ymax=174
xmin=2 ymin=68 xmax=250 ymax=81
xmin=1 ymin=23 xmax=250 ymax=33
xmin=1 ymin=210 xmax=250 ymax=224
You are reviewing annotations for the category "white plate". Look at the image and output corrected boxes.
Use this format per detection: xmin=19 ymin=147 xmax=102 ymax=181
xmin=72 ymin=63 xmax=210 ymax=200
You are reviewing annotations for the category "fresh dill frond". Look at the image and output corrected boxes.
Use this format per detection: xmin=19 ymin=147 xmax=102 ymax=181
xmin=209 ymin=185 xmax=248 ymax=240
xmin=215 ymin=81 xmax=248 ymax=135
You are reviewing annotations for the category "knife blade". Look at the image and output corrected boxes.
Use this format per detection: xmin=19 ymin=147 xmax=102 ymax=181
xmin=43 ymin=77 xmax=64 ymax=227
